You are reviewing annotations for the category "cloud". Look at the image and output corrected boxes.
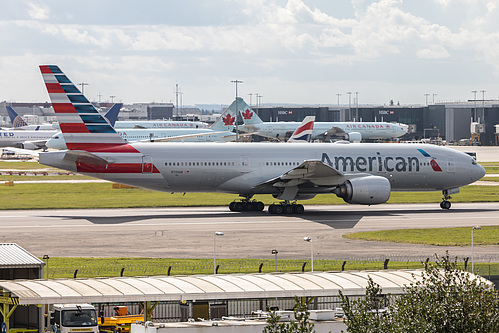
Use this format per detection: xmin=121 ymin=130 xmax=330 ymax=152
xmin=27 ymin=2 xmax=49 ymax=20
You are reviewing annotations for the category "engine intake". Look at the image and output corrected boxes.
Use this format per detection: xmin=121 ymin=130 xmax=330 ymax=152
xmin=334 ymin=175 xmax=391 ymax=205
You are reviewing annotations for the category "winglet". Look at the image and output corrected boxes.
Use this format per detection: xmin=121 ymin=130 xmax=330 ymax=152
xmin=288 ymin=116 xmax=315 ymax=143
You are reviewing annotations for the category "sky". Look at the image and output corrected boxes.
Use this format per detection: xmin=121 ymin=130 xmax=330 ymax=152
xmin=1 ymin=0 xmax=499 ymax=107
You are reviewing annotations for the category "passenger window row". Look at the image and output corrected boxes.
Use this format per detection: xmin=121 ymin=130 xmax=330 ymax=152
xmin=165 ymin=161 xmax=236 ymax=167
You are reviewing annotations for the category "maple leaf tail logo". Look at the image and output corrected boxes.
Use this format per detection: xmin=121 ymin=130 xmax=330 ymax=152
xmin=242 ymin=109 xmax=253 ymax=120
xmin=223 ymin=114 xmax=235 ymax=125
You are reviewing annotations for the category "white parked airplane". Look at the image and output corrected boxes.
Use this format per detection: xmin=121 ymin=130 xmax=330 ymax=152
xmin=38 ymin=65 xmax=485 ymax=214
xmin=236 ymin=98 xmax=408 ymax=142
xmin=0 ymin=129 xmax=57 ymax=149
xmin=45 ymin=101 xmax=239 ymax=149
xmin=104 ymin=103 xmax=208 ymax=129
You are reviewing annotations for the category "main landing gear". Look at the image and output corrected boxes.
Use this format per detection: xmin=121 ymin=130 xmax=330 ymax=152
xmin=229 ymin=200 xmax=265 ymax=212
xmin=268 ymin=201 xmax=304 ymax=215
xmin=440 ymin=190 xmax=452 ymax=210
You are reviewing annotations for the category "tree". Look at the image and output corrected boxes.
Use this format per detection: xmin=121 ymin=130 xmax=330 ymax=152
xmin=263 ymin=297 xmax=316 ymax=333
xmin=340 ymin=253 xmax=499 ymax=332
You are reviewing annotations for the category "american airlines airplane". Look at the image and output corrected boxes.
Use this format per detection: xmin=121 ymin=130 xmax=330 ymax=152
xmin=37 ymin=65 xmax=485 ymax=214
xmin=236 ymin=98 xmax=407 ymax=142
xmin=45 ymin=100 xmax=238 ymax=149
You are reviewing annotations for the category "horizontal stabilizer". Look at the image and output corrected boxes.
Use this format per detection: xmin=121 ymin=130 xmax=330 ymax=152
xmin=64 ymin=150 xmax=110 ymax=166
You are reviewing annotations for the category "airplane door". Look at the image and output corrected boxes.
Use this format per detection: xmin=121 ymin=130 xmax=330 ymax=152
xmin=447 ymin=157 xmax=455 ymax=173
xmin=240 ymin=155 xmax=249 ymax=169
xmin=142 ymin=155 xmax=154 ymax=173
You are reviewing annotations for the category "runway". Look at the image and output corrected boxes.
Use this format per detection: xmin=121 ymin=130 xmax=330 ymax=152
xmin=2 ymin=202 xmax=498 ymax=262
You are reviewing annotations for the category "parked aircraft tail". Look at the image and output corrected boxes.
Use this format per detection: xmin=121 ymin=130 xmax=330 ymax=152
xmin=237 ymin=98 xmax=264 ymax=125
xmin=6 ymin=106 xmax=28 ymax=128
xmin=103 ymin=103 xmax=123 ymax=127
xmin=209 ymin=98 xmax=239 ymax=131
xmin=287 ymin=116 xmax=315 ymax=143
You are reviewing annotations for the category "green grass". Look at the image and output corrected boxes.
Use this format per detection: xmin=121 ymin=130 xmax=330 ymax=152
xmin=0 ymin=183 xmax=498 ymax=209
xmin=43 ymin=257 xmax=499 ymax=278
xmin=0 ymin=160 xmax=49 ymax=170
xmin=343 ymin=226 xmax=499 ymax=246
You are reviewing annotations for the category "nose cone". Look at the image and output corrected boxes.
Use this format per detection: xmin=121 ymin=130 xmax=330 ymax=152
xmin=474 ymin=163 xmax=486 ymax=182
xmin=46 ymin=134 xmax=68 ymax=150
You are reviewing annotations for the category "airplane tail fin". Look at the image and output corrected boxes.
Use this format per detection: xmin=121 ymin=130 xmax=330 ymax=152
xmin=103 ymin=103 xmax=123 ymax=127
xmin=39 ymin=65 xmax=128 ymax=151
xmin=237 ymin=97 xmax=264 ymax=125
xmin=6 ymin=106 xmax=28 ymax=128
xmin=209 ymin=99 xmax=239 ymax=131
xmin=287 ymin=116 xmax=315 ymax=143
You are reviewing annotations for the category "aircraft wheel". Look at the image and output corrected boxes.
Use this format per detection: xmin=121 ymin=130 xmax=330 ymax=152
xmin=268 ymin=204 xmax=276 ymax=214
xmin=234 ymin=202 xmax=245 ymax=212
xmin=440 ymin=201 xmax=451 ymax=210
xmin=229 ymin=202 xmax=236 ymax=212
xmin=293 ymin=204 xmax=305 ymax=214
xmin=255 ymin=201 xmax=265 ymax=211
xmin=284 ymin=205 xmax=294 ymax=214
xmin=273 ymin=205 xmax=284 ymax=214
xmin=245 ymin=202 xmax=255 ymax=211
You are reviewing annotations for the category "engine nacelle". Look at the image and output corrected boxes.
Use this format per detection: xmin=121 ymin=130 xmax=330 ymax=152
xmin=345 ymin=132 xmax=362 ymax=142
xmin=334 ymin=176 xmax=391 ymax=205
xmin=20 ymin=142 xmax=39 ymax=150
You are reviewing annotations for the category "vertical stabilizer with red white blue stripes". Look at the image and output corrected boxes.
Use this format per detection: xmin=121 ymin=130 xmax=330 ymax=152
xmin=287 ymin=116 xmax=315 ymax=143
xmin=40 ymin=65 xmax=128 ymax=151
xmin=39 ymin=66 xmax=164 ymax=189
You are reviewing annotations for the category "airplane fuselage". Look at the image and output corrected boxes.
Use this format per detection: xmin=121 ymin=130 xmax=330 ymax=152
xmin=39 ymin=142 xmax=484 ymax=198
xmin=0 ymin=130 xmax=57 ymax=148
xmin=240 ymin=122 xmax=407 ymax=140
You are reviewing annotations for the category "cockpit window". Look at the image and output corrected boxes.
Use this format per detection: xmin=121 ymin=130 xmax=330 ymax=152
xmin=471 ymin=158 xmax=477 ymax=165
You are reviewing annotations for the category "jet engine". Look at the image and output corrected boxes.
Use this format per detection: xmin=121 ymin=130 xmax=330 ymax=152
xmin=334 ymin=175 xmax=391 ymax=205
xmin=19 ymin=142 xmax=39 ymax=150
xmin=345 ymin=132 xmax=362 ymax=142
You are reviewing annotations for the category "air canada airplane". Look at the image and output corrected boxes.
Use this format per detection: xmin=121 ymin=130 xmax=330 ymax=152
xmin=237 ymin=98 xmax=407 ymax=142
xmin=38 ymin=65 xmax=485 ymax=214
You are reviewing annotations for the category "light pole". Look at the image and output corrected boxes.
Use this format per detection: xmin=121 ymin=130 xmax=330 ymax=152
xmin=303 ymin=237 xmax=313 ymax=272
xmin=43 ymin=255 xmax=49 ymax=280
xmin=214 ymin=231 xmax=224 ymax=274
xmin=271 ymin=249 xmax=278 ymax=272
xmin=231 ymin=80 xmax=243 ymax=142
xmin=78 ymin=82 xmax=89 ymax=95
xmin=347 ymin=92 xmax=352 ymax=121
xmin=471 ymin=226 xmax=481 ymax=274
xmin=336 ymin=93 xmax=341 ymax=106
xmin=471 ymin=90 xmax=477 ymax=122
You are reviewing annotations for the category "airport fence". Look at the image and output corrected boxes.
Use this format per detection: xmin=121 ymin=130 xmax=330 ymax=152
xmin=46 ymin=255 xmax=499 ymax=280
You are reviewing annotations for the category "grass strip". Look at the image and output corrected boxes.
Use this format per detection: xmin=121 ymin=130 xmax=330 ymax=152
xmin=0 ymin=183 xmax=498 ymax=209
xmin=343 ymin=226 xmax=499 ymax=246
xmin=43 ymin=257 xmax=499 ymax=278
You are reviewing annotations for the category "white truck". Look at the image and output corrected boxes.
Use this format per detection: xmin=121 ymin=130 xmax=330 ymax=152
xmin=50 ymin=304 xmax=99 ymax=333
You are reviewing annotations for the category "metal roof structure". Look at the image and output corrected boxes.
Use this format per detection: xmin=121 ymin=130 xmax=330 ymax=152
xmin=0 ymin=270 xmax=438 ymax=305
xmin=0 ymin=243 xmax=44 ymax=268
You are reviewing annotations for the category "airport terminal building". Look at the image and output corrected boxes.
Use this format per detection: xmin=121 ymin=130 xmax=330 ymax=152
xmin=2 ymin=100 xmax=499 ymax=145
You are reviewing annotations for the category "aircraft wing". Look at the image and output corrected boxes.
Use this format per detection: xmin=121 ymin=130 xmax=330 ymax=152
xmin=324 ymin=126 xmax=347 ymax=137
xmin=254 ymin=160 xmax=346 ymax=189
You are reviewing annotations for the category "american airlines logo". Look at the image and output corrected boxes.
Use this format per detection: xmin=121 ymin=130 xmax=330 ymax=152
xmin=321 ymin=152 xmax=420 ymax=173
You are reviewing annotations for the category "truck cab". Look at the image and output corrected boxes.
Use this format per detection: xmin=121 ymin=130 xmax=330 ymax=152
xmin=50 ymin=304 xmax=99 ymax=333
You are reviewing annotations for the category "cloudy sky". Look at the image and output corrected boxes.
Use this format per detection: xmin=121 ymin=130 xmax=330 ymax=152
xmin=1 ymin=0 xmax=499 ymax=107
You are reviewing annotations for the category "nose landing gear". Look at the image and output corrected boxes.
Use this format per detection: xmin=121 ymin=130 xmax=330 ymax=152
xmin=440 ymin=189 xmax=453 ymax=209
